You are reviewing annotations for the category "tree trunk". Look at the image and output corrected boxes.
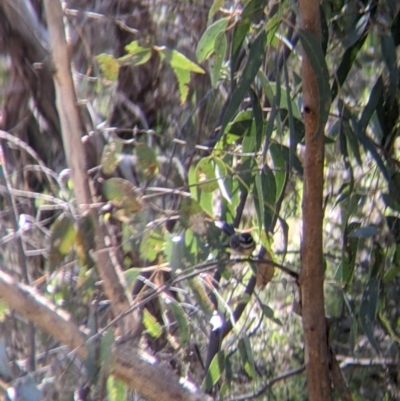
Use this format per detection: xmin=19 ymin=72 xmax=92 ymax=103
xmin=298 ymin=0 xmax=332 ymax=399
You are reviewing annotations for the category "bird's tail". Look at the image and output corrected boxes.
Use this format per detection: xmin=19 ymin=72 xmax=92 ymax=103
xmin=214 ymin=221 xmax=236 ymax=236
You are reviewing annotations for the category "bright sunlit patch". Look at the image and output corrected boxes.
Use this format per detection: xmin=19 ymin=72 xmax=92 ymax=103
xmin=210 ymin=311 xmax=223 ymax=331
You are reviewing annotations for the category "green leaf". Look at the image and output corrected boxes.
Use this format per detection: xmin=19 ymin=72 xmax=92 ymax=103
xmin=188 ymin=277 xmax=215 ymax=316
xmin=158 ymin=48 xmax=205 ymax=74
xmin=124 ymin=268 xmax=142 ymax=289
xmin=260 ymin=168 xmax=276 ymax=231
xmin=378 ymin=310 xmax=400 ymax=345
xmin=107 ymin=376 xmax=126 ymax=401
xmin=265 ymin=13 xmax=281 ymax=47
xmin=174 ymin=67 xmax=190 ymax=104
xmin=231 ymin=0 xmax=267 ymax=80
xmin=237 ymin=156 xmax=256 ymax=193
xmin=208 ymin=0 xmax=225 ymax=20
xmin=136 ymin=143 xmax=159 ymax=179
xmin=359 ymin=277 xmax=380 ymax=354
xmin=169 ymin=300 xmax=190 ymax=347
xmin=196 ymin=18 xmax=229 ymax=62
xmin=250 ymin=89 xmax=264 ymax=149
xmin=382 ymin=193 xmax=400 ymax=212
xmin=202 ymin=350 xmax=226 ymax=391
xmin=369 ymin=242 xmax=384 ymax=280
xmin=270 ymin=143 xmax=303 ymax=177
xmin=331 ymin=29 xmax=368 ymax=100
xmin=359 ymin=76 xmax=383 ymax=134
xmin=164 ymin=232 xmax=186 ymax=271
xmin=179 ymin=198 xmax=209 ymax=236
xmin=100 ymin=330 xmax=115 ymax=373
xmin=210 ymin=30 xmax=227 ymax=87
xmin=97 ymin=53 xmax=119 ymax=81
xmin=140 ymin=229 xmax=165 ymax=261
xmin=199 ymin=187 xmax=214 ymax=216
xmin=188 ymin=165 xmax=198 ymax=200
xmin=299 ymin=30 xmax=331 ymax=137
xmin=125 ymin=40 xmax=149 ymax=55
xmin=101 ymin=139 xmax=122 ymax=175
xmin=0 ymin=301 xmax=9 ymax=320
xmin=260 ymin=303 xmax=282 ymax=325
xmin=85 ymin=311 xmax=99 ymax=383
xmin=259 ymin=72 xmax=279 ymax=161
xmin=343 ymin=11 xmax=370 ymax=49
xmin=352 ymin=115 xmax=391 ymax=185
xmin=221 ymin=30 xmax=266 ymax=135
xmin=345 ymin=123 xmax=362 ymax=166
xmin=143 ymin=309 xmax=163 ymax=339
xmin=103 ymin=178 xmax=143 ymax=215
xmin=384 ymin=242 xmax=400 ymax=282
xmin=48 ymin=214 xmax=76 ymax=266
xmin=195 ymin=157 xmax=218 ymax=192
xmin=156 ymin=48 xmax=205 ymax=103
xmin=123 ymin=40 xmax=152 ymax=66
xmin=335 ymin=222 xmax=360 ymax=285
xmin=239 ymin=336 xmax=257 ymax=379
xmin=254 ymin=172 xmax=264 ymax=233
xmin=386 ymin=215 xmax=400 ymax=243
xmin=381 ymin=34 xmax=399 ymax=101
xmin=225 ymin=110 xmax=253 ymax=138
xmin=265 ymin=83 xmax=302 ymax=121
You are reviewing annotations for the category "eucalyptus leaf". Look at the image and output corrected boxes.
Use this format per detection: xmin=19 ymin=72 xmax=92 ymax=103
xmin=196 ymin=18 xmax=229 ymax=62
xmin=359 ymin=278 xmax=381 ymax=354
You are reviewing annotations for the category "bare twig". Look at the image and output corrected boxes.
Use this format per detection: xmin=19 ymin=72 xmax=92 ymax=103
xmin=231 ymin=365 xmax=306 ymax=401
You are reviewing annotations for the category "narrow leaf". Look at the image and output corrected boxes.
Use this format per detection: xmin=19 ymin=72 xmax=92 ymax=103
xmin=196 ymin=18 xmax=229 ymax=62
xmin=221 ymin=30 xmax=266 ymax=135
xmin=359 ymin=278 xmax=380 ymax=354
xmin=202 ymin=351 xmax=226 ymax=391
xmin=337 ymin=222 xmax=360 ymax=285
xmin=359 ymin=76 xmax=383 ymax=134
xmin=100 ymin=330 xmax=115 ymax=373
xmin=169 ymin=300 xmax=190 ymax=347
xmin=239 ymin=336 xmax=257 ymax=379
xmin=208 ymin=0 xmax=225 ymax=20
xmin=230 ymin=0 xmax=266 ymax=79
xmin=331 ymin=30 xmax=369 ymax=100
xmin=210 ymin=30 xmax=227 ymax=87
xmin=381 ymin=34 xmax=398 ymax=101
xmin=260 ymin=303 xmax=282 ymax=325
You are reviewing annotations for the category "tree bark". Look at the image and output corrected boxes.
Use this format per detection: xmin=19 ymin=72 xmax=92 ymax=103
xmin=298 ymin=0 xmax=332 ymax=400
xmin=0 ymin=268 xmax=211 ymax=401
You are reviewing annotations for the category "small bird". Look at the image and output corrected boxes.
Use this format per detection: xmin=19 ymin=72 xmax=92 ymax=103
xmin=215 ymin=221 xmax=274 ymax=288
xmin=215 ymin=221 xmax=256 ymax=256
xmin=228 ymin=232 xmax=256 ymax=256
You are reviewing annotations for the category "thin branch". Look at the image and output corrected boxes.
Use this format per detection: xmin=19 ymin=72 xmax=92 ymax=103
xmin=0 ymin=268 xmax=88 ymax=360
xmin=44 ymin=0 xmax=141 ymax=339
xmin=0 ymin=267 xmax=211 ymax=401
xmin=231 ymin=365 xmax=306 ymax=401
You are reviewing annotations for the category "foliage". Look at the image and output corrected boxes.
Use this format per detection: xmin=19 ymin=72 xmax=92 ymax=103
xmin=0 ymin=0 xmax=399 ymax=400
